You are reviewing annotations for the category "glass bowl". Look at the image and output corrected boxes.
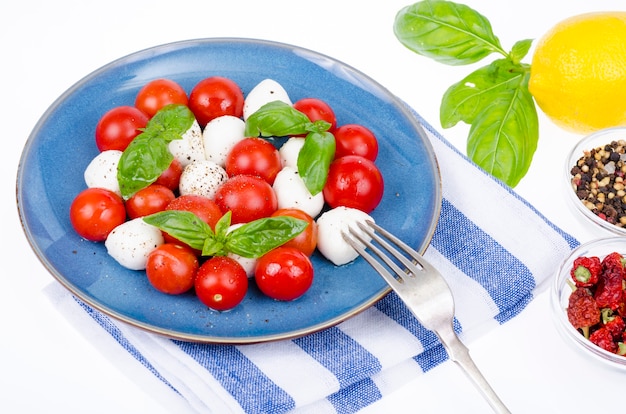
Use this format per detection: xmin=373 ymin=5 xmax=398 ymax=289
xmin=565 ymin=126 xmax=626 ymax=236
xmin=551 ymin=237 xmax=626 ymax=369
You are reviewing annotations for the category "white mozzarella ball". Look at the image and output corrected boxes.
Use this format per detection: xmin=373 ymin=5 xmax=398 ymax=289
xmin=105 ymin=218 xmax=164 ymax=270
xmin=243 ymin=79 xmax=292 ymax=120
xmin=272 ymin=167 xmax=325 ymax=218
xmin=178 ymin=160 xmax=228 ymax=199
xmin=316 ymin=207 xmax=374 ymax=266
xmin=202 ymin=115 xmax=245 ymax=165
xmin=84 ymin=150 xmax=122 ymax=196
xmin=279 ymin=137 xmax=305 ymax=169
xmin=226 ymin=223 xmax=258 ymax=278
xmin=168 ymin=120 xmax=205 ymax=167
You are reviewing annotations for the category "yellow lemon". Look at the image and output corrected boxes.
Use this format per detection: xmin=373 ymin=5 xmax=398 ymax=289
xmin=528 ymin=12 xmax=626 ymax=134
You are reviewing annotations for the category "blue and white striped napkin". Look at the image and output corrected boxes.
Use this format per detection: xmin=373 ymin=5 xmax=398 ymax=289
xmin=45 ymin=108 xmax=578 ymax=414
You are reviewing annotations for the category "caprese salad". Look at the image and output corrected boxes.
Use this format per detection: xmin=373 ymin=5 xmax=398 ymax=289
xmin=69 ymin=75 xmax=384 ymax=311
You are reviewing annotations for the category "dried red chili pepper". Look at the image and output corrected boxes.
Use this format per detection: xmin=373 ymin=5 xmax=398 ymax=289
xmin=589 ymin=327 xmax=618 ymax=353
xmin=567 ymin=287 xmax=601 ymax=336
xmin=602 ymin=311 xmax=625 ymax=339
xmin=595 ymin=253 xmax=625 ymax=311
xmin=570 ymin=256 xmax=602 ymax=287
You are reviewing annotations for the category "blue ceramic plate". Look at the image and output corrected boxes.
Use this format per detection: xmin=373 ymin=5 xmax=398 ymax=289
xmin=17 ymin=38 xmax=441 ymax=343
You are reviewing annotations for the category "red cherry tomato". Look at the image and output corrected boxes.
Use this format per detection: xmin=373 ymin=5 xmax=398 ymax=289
xmin=165 ymin=194 xmax=223 ymax=230
xmin=323 ymin=155 xmax=384 ymax=213
xmin=135 ymin=78 xmax=188 ymax=118
xmin=95 ymin=106 xmax=149 ymax=152
xmin=333 ymin=124 xmax=379 ymax=161
xmin=146 ymin=244 xmax=199 ymax=295
xmin=293 ymin=98 xmax=337 ymax=131
xmin=214 ymin=175 xmax=277 ymax=224
xmin=224 ymin=137 xmax=282 ymax=184
xmin=195 ymin=256 xmax=248 ymax=311
xmin=188 ymin=76 xmax=244 ymax=126
xmin=154 ymin=158 xmax=183 ymax=191
xmin=271 ymin=208 xmax=317 ymax=256
xmin=255 ymin=247 xmax=314 ymax=301
xmin=69 ymin=188 xmax=127 ymax=242
xmin=125 ymin=184 xmax=176 ymax=219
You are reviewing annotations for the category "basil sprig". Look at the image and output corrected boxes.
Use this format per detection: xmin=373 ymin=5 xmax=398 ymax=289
xmin=245 ymin=101 xmax=336 ymax=195
xmin=394 ymin=0 xmax=538 ymax=187
xmin=117 ymin=104 xmax=195 ymax=199
xmin=143 ymin=210 xmax=307 ymax=258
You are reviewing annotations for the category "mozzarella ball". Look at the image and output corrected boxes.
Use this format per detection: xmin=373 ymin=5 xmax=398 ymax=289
xmin=202 ymin=115 xmax=245 ymax=165
xmin=226 ymin=223 xmax=258 ymax=278
xmin=105 ymin=218 xmax=164 ymax=270
xmin=279 ymin=137 xmax=305 ymax=169
xmin=178 ymin=160 xmax=228 ymax=199
xmin=168 ymin=120 xmax=205 ymax=167
xmin=84 ymin=150 xmax=122 ymax=196
xmin=272 ymin=167 xmax=324 ymax=218
xmin=316 ymin=207 xmax=374 ymax=266
xmin=243 ymin=79 xmax=292 ymax=120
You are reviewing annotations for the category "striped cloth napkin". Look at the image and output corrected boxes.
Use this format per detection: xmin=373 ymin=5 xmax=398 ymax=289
xmin=45 ymin=107 xmax=578 ymax=413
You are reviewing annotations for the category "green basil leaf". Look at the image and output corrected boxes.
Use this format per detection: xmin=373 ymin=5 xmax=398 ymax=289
xmin=393 ymin=0 xmax=506 ymax=66
xmin=226 ymin=216 xmax=307 ymax=258
xmin=244 ymin=101 xmax=312 ymax=137
xmin=466 ymin=82 xmax=538 ymax=187
xmin=509 ymin=39 xmax=533 ymax=64
xmin=297 ymin=131 xmax=336 ymax=195
xmin=440 ymin=58 xmax=529 ymax=128
xmin=117 ymin=134 xmax=174 ymax=199
xmin=143 ymin=210 xmax=214 ymax=251
xmin=145 ymin=104 xmax=196 ymax=142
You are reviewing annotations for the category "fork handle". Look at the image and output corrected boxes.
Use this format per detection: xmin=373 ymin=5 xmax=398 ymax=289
xmin=437 ymin=328 xmax=511 ymax=414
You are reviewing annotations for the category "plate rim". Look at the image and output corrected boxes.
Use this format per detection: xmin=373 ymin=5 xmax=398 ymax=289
xmin=16 ymin=37 xmax=442 ymax=344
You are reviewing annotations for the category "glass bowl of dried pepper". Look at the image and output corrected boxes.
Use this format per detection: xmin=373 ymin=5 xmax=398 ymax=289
xmin=551 ymin=237 xmax=626 ymax=368
xmin=566 ymin=127 xmax=626 ymax=236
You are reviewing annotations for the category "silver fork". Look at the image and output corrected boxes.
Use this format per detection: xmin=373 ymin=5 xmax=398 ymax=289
xmin=342 ymin=220 xmax=511 ymax=414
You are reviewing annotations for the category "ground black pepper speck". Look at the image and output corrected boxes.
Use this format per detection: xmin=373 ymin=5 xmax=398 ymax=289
xmin=570 ymin=139 xmax=626 ymax=227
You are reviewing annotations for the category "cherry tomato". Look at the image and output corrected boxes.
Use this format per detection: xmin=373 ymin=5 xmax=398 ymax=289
xmin=135 ymin=78 xmax=188 ymax=118
xmin=188 ymin=76 xmax=244 ymax=126
xmin=165 ymin=194 xmax=223 ymax=230
xmin=195 ymin=256 xmax=248 ymax=311
xmin=271 ymin=208 xmax=317 ymax=256
xmin=333 ymin=124 xmax=378 ymax=161
xmin=255 ymin=247 xmax=314 ymax=301
xmin=224 ymin=137 xmax=282 ymax=184
xmin=146 ymin=243 xmax=199 ymax=295
xmin=154 ymin=158 xmax=183 ymax=191
xmin=70 ymin=188 xmax=127 ymax=242
xmin=293 ymin=98 xmax=337 ymax=131
xmin=125 ymin=184 xmax=176 ymax=219
xmin=214 ymin=175 xmax=277 ymax=224
xmin=95 ymin=106 xmax=149 ymax=152
xmin=323 ymin=155 xmax=384 ymax=213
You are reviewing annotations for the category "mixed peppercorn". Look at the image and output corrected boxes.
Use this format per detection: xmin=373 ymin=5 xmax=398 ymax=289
xmin=570 ymin=140 xmax=626 ymax=228
xmin=566 ymin=252 xmax=626 ymax=356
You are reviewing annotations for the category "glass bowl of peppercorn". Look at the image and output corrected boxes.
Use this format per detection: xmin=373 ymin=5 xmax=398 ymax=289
xmin=551 ymin=237 xmax=626 ymax=368
xmin=566 ymin=127 xmax=626 ymax=235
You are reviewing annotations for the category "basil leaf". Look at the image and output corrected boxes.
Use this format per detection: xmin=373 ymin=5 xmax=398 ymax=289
xmin=244 ymin=101 xmax=312 ymax=137
xmin=509 ymin=39 xmax=533 ymax=65
xmin=226 ymin=216 xmax=308 ymax=258
xmin=143 ymin=210 xmax=214 ymax=251
xmin=393 ymin=0 xmax=506 ymax=66
xmin=117 ymin=133 xmax=174 ymax=199
xmin=466 ymin=81 xmax=538 ymax=187
xmin=440 ymin=58 xmax=529 ymax=128
xmin=145 ymin=104 xmax=196 ymax=141
xmin=297 ymin=131 xmax=336 ymax=195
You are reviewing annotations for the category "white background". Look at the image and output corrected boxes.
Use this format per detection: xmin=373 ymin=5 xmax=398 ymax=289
xmin=3 ymin=0 xmax=625 ymax=412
